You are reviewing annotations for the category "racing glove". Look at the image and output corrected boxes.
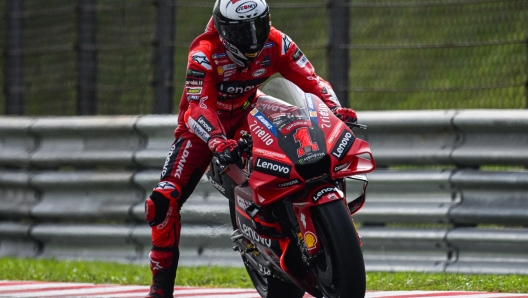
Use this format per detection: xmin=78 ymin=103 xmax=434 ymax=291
xmin=331 ymin=107 xmax=358 ymax=124
xmin=208 ymin=136 xmax=240 ymax=165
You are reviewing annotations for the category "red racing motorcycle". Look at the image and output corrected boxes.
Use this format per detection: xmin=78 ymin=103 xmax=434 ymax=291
xmin=206 ymin=78 xmax=376 ymax=298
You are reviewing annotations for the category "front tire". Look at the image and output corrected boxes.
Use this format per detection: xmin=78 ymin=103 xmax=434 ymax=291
xmin=311 ymin=200 xmax=366 ymax=298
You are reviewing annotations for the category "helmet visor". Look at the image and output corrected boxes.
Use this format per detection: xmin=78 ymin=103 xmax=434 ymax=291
xmin=218 ymin=16 xmax=269 ymax=51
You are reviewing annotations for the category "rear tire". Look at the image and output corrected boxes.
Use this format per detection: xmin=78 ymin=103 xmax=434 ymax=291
xmin=229 ymin=200 xmax=305 ymax=298
xmin=244 ymin=260 xmax=305 ymax=298
xmin=311 ymin=200 xmax=366 ymax=298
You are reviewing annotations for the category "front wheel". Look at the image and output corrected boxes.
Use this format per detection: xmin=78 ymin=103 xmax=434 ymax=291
xmin=311 ymin=200 xmax=366 ymax=298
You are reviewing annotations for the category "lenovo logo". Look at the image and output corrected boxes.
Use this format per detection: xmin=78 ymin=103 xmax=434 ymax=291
xmin=255 ymin=157 xmax=291 ymax=179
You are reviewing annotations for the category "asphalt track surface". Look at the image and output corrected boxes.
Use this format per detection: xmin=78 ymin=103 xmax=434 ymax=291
xmin=1 ymin=281 xmax=527 ymax=298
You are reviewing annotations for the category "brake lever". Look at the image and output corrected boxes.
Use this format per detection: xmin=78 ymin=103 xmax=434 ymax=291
xmin=213 ymin=156 xmax=230 ymax=175
xmin=346 ymin=122 xmax=367 ymax=130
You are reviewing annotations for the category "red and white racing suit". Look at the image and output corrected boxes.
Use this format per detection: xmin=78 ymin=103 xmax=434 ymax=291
xmin=144 ymin=17 xmax=342 ymax=298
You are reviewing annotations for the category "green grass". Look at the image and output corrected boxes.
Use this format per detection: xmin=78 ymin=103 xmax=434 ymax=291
xmin=1 ymin=257 xmax=528 ymax=293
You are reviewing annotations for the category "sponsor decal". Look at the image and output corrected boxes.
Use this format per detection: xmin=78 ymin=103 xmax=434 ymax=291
xmin=264 ymin=42 xmax=274 ymax=49
xmin=250 ymin=108 xmax=278 ymax=136
xmin=254 ymin=148 xmax=286 ymax=159
xmin=276 ymin=179 xmax=301 ymax=188
xmin=187 ymin=95 xmax=200 ymax=101
xmin=208 ymin=176 xmax=225 ymax=194
xmin=312 ymin=186 xmax=338 ymax=203
xmin=252 ymin=68 xmax=267 ymax=77
xmin=318 ymin=103 xmax=332 ymax=128
xmin=304 ymin=232 xmax=317 ymax=250
xmin=215 ymin=59 xmax=230 ymax=64
xmin=294 ymin=127 xmax=318 ymax=157
xmin=305 ymin=94 xmax=318 ymax=124
xmin=199 ymin=96 xmax=208 ymax=109
xmin=260 ymin=102 xmax=290 ymax=112
xmin=191 ymin=52 xmax=212 ymax=70
xmin=236 ymin=1 xmax=258 ymax=14
xmin=256 ymin=115 xmax=273 ymax=130
xmin=187 ymin=117 xmax=210 ymax=142
xmin=281 ymin=34 xmax=292 ymax=55
xmin=237 ymin=196 xmax=252 ymax=210
xmin=283 ymin=120 xmax=311 ymax=132
xmin=217 ymin=63 xmax=236 ymax=75
xmin=217 ymin=78 xmax=268 ymax=95
xmin=242 ymin=99 xmax=251 ymax=110
xmin=306 ymin=173 xmax=328 ymax=183
xmin=334 ymin=162 xmax=349 ymax=172
xmin=149 ymin=254 xmax=164 ymax=270
xmin=216 ymin=101 xmax=233 ymax=110
xmin=331 ymin=130 xmax=355 ymax=161
xmin=186 ymin=87 xmax=202 ymax=94
xmin=155 ymin=181 xmax=176 ymax=190
xmin=223 ymin=69 xmax=236 ymax=77
xmin=208 ymin=138 xmax=222 ymax=151
xmin=161 ymin=144 xmax=176 ymax=177
xmin=292 ymin=48 xmax=303 ymax=62
xmin=321 ymin=87 xmax=328 ymax=94
xmin=300 ymin=213 xmax=307 ymax=229
xmin=299 ymin=152 xmax=325 ymax=164
xmin=242 ymin=222 xmax=272 ymax=247
xmin=157 ymin=206 xmax=173 ymax=230
xmin=174 ymin=140 xmax=192 ymax=179
xmin=255 ymin=157 xmax=291 ymax=179
xmin=259 ymin=264 xmax=271 ymax=276
xmin=185 ymin=79 xmax=203 ymax=86
xmin=250 ymin=120 xmax=274 ymax=145
xmin=187 ymin=68 xmax=205 ymax=78
xmin=327 ymin=122 xmax=344 ymax=146
xmin=296 ymin=55 xmax=309 ymax=68
xmin=260 ymin=55 xmax=271 ymax=66
xmin=212 ymin=53 xmax=227 ymax=59
xmin=197 ymin=115 xmax=214 ymax=133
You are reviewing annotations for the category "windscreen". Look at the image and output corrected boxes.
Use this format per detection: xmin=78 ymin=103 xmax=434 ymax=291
xmin=254 ymin=78 xmax=314 ymax=135
xmin=261 ymin=77 xmax=307 ymax=108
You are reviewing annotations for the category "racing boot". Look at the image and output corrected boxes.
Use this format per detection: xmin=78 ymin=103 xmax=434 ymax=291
xmin=144 ymin=183 xmax=183 ymax=298
xmin=145 ymin=247 xmax=180 ymax=298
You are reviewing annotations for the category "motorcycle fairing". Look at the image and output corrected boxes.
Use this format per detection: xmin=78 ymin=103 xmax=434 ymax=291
xmin=292 ymin=182 xmax=345 ymax=255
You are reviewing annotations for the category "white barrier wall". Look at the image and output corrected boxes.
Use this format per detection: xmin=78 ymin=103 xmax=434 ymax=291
xmin=0 ymin=111 xmax=527 ymax=273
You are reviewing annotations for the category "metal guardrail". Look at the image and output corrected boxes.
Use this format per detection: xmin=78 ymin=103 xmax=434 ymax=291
xmin=0 ymin=111 xmax=527 ymax=274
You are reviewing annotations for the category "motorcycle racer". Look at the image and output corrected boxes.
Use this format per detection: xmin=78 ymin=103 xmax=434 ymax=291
xmin=144 ymin=1 xmax=358 ymax=297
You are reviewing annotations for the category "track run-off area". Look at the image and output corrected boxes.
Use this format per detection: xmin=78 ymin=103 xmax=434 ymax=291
xmin=1 ymin=281 xmax=527 ymax=298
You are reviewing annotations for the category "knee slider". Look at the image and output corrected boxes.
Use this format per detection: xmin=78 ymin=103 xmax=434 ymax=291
xmin=145 ymin=192 xmax=169 ymax=227
xmin=145 ymin=182 xmax=181 ymax=226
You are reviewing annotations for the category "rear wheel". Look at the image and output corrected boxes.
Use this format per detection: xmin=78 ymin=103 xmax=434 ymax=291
xmin=229 ymin=201 xmax=305 ymax=298
xmin=311 ymin=200 xmax=366 ymax=298
xmin=244 ymin=260 xmax=305 ymax=298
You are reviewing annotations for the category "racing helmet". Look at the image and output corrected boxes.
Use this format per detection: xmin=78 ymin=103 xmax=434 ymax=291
xmin=213 ymin=0 xmax=271 ymax=67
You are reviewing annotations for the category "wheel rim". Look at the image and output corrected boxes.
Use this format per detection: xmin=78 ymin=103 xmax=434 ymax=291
xmin=243 ymin=257 xmax=269 ymax=294
xmin=312 ymin=218 xmax=340 ymax=297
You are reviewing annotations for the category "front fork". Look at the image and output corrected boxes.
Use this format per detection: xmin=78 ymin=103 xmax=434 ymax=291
xmin=291 ymin=178 xmax=367 ymax=259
